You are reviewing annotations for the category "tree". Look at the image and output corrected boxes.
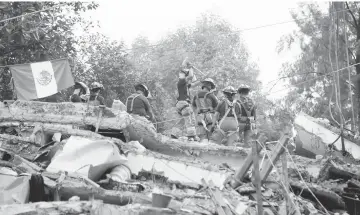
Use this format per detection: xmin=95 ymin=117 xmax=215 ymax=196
xmin=74 ymin=33 xmax=135 ymax=106
xmin=128 ymin=14 xmax=262 ymax=131
xmin=277 ymin=2 xmax=360 ymax=131
xmin=0 ymin=2 xmax=98 ymax=100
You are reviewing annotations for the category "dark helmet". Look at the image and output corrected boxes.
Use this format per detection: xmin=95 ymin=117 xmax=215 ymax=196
xmin=135 ymin=84 xmax=150 ymax=97
xmin=90 ymin=82 xmax=104 ymax=91
xmin=201 ymin=78 xmax=216 ymax=90
xmin=222 ymin=86 xmax=236 ymax=95
xmin=238 ymin=84 xmax=251 ymax=94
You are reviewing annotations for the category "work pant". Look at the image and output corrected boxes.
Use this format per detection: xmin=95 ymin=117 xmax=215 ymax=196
xmin=210 ymin=117 xmax=239 ymax=146
xmin=175 ymin=101 xmax=196 ymax=137
xmin=196 ymin=112 xmax=213 ymax=140
xmin=238 ymin=123 xmax=252 ymax=147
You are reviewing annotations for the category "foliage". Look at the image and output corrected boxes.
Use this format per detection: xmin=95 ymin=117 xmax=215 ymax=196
xmin=277 ymin=2 xmax=360 ymax=130
xmin=0 ymin=1 xmax=98 ymax=100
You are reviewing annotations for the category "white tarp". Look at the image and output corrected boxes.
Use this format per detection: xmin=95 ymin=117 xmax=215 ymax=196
xmin=46 ymin=136 xmax=128 ymax=181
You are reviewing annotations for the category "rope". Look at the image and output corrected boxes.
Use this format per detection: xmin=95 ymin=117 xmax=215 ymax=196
xmin=256 ymin=140 xmax=301 ymax=214
xmin=280 ymin=144 xmax=331 ymax=215
xmin=343 ymin=3 xmax=356 ymax=131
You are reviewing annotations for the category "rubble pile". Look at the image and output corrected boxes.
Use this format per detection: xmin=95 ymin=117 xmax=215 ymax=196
xmin=0 ymin=101 xmax=359 ymax=214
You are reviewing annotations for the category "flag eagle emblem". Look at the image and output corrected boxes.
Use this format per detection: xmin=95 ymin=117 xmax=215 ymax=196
xmin=37 ymin=70 xmax=53 ymax=86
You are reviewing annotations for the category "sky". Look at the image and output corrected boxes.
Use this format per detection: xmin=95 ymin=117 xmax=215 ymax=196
xmin=83 ymin=0 xmax=307 ymax=99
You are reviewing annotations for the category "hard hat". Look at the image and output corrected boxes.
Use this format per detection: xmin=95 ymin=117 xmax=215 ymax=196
xmin=238 ymin=84 xmax=251 ymax=92
xmin=135 ymin=83 xmax=150 ymax=97
xmin=90 ymin=82 xmax=103 ymax=90
xmin=201 ymin=78 xmax=216 ymax=90
xmin=222 ymin=86 xmax=236 ymax=94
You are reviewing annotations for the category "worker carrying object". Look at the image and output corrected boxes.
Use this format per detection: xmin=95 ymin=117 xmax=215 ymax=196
xmin=192 ymin=78 xmax=219 ymax=141
xmin=70 ymin=81 xmax=90 ymax=103
xmin=210 ymin=86 xmax=241 ymax=146
xmin=88 ymin=82 xmax=105 ymax=106
xmin=126 ymin=83 xmax=154 ymax=121
xmin=236 ymin=84 xmax=256 ymax=147
xmin=175 ymin=60 xmax=201 ymax=141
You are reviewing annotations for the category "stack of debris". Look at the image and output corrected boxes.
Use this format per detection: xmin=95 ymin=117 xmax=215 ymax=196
xmin=0 ymin=101 xmax=359 ymax=214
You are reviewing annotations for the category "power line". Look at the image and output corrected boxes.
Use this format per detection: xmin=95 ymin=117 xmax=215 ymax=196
xmin=266 ymin=62 xmax=360 ymax=96
xmin=119 ymin=8 xmax=351 ymax=53
xmin=0 ymin=3 xmax=68 ymax=25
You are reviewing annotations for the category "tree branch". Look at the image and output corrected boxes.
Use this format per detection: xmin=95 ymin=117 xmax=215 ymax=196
xmin=346 ymin=2 xmax=358 ymax=28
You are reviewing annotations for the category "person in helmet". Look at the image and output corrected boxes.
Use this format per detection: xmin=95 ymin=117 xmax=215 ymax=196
xmin=192 ymin=78 xmax=219 ymax=140
xmin=175 ymin=60 xmax=202 ymax=141
xmin=88 ymin=82 xmax=105 ymax=106
xmin=125 ymin=84 xmax=154 ymax=121
xmin=236 ymin=84 xmax=256 ymax=147
xmin=70 ymin=81 xmax=90 ymax=103
xmin=210 ymin=86 xmax=241 ymax=146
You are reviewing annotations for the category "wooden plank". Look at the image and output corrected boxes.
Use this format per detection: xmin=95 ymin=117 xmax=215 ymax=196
xmin=259 ymin=135 xmax=290 ymax=182
xmin=230 ymin=134 xmax=267 ymax=188
xmin=252 ymin=139 xmax=263 ymax=215
xmin=281 ymin=154 xmax=289 ymax=215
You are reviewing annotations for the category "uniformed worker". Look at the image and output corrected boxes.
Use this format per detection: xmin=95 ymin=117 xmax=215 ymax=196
xmin=192 ymin=78 xmax=218 ymax=140
xmin=88 ymin=82 xmax=105 ymax=106
xmin=125 ymin=83 xmax=154 ymax=121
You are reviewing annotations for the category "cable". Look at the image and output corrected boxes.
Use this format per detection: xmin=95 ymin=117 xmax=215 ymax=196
xmin=256 ymin=141 xmax=301 ymax=214
xmin=117 ymin=8 xmax=351 ymax=53
xmin=0 ymin=3 xmax=68 ymax=25
xmin=280 ymin=145 xmax=330 ymax=214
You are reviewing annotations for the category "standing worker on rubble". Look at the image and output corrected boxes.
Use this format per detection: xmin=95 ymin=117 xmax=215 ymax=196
xmin=192 ymin=78 xmax=219 ymax=141
xmin=88 ymin=82 xmax=105 ymax=106
xmin=237 ymin=84 xmax=256 ymax=147
xmin=70 ymin=81 xmax=90 ymax=103
xmin=175 ymin=60 xmax=202 ymax=141
xmin=125 ymin=84 xmax=154 ymax=121
xmin=210 ymin=86 xmax=241 ymax=146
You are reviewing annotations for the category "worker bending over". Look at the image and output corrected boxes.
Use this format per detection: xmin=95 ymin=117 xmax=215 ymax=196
xmin=210 ymin=86 xmax=241 ymax=146
xmin=192 ymin=78 xmax=218 ymax=141
xmin=126 ymin=84 xmax=154 ymax=121
xmin=88 ymin=82 xmax=105 ymax=106
xmin=237 ymin=84 xmax=256 ymax=147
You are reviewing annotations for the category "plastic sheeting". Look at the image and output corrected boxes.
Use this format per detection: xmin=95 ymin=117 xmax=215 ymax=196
xmin=0 ymin=174 xmax=30 ymax=205
xmin=46 ymin=136 xmax=128 ymax=181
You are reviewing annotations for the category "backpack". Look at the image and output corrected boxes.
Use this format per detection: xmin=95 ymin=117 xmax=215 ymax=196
xmin=238 ymin=97 xmax=255 ymax=118
xmin=195 ymin=92 xmax=212 ymax=113
xmin=125 ymin=94 xmax=141 ymax=113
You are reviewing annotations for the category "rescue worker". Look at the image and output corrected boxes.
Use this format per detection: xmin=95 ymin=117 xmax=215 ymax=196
xmin=70 ymin=81 xmax=90 ymax=103
xmin=125 ymin=84 xmax=154 ymax=121
xmin=192 ymin=78 xmax=219 ymax=140
xmin=210 ymin=86 xmax=241 ymax=146
xmin=237 ymin=84 xmax=256 ymax=147
xmin=175 ymin=61 xmax=201 ymax=141
xmin=88 ymin=82 xmax=105 ymax=106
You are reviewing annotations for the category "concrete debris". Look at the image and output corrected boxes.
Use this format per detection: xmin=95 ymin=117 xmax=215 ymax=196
xmin=0 ymin=101 xmax=360 ymax=214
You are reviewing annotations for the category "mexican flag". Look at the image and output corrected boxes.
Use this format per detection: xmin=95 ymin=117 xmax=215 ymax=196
xmin=9 ymin=59 xmax=75 ymax=100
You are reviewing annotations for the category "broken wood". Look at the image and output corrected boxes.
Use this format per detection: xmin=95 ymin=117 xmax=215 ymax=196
xmin=42 ymin=172 xmax=151 ymax=206
xmin=281 ymin=154 xmax=289 ymax=215
xmin=252 ymin=139 xmax=263 ymax=215
xmin=0 ymin=148 xmax=42 ymax=173
xmin=318 ymin=159 xmax=360 ymax=181
xmin=229 ymin=134 xmax=267 ymax=188
xmin=0 ymin=200 xmax=191 ymax=215
xmin=260 ymin=134 xmax=290 ymax=183
xmin=290 ymin=180 xmax=346 ymax=211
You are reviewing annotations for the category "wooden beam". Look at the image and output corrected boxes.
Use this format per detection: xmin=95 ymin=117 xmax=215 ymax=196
xmin=252 ymin=139 xmax=263 ymax=215
xmin=229 ymin=134 xmax=267 ymax=188
xmin=259 ymin=135 xmax=290 ymax=183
